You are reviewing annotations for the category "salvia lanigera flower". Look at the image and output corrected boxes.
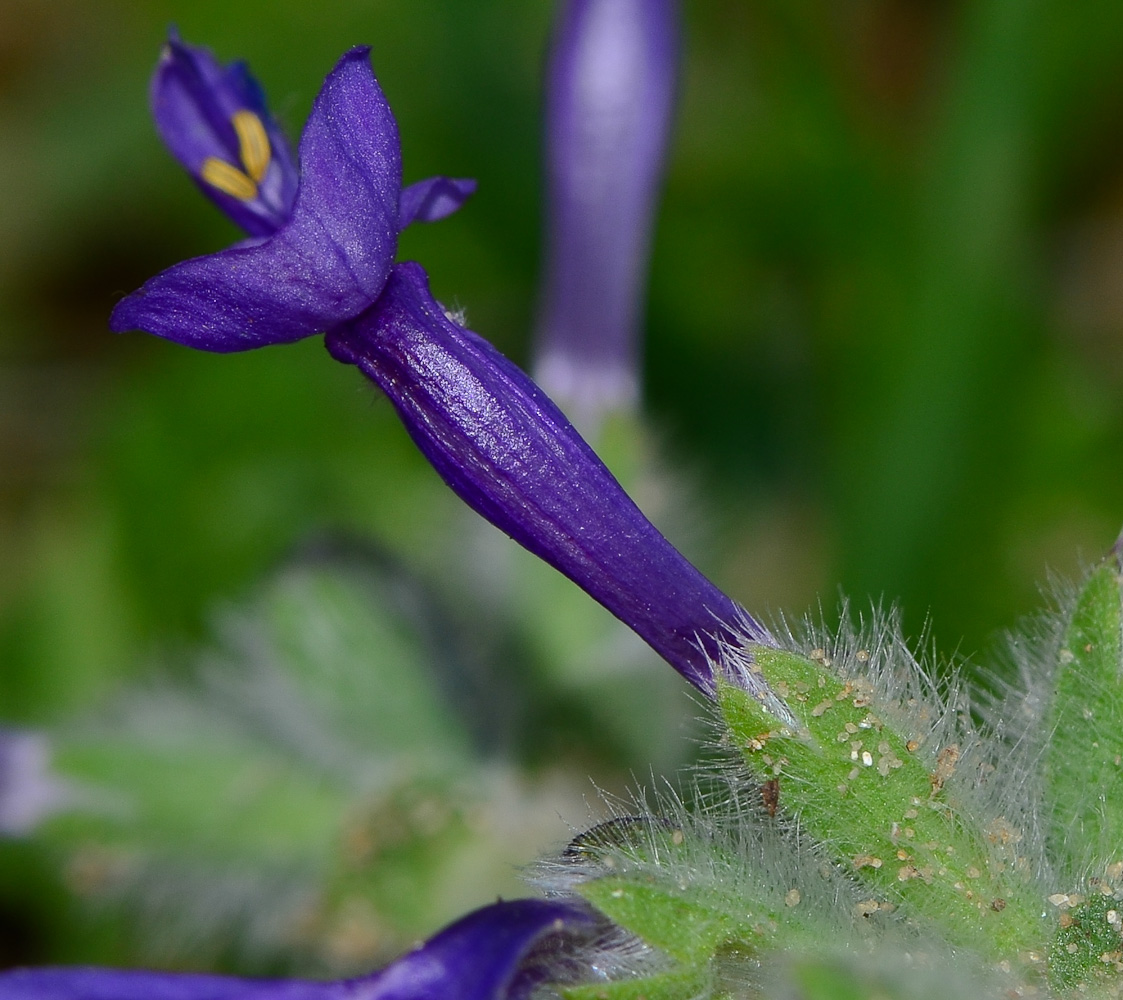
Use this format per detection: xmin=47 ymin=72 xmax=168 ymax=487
xmin=111 ymin=36 xmax=774 ymax=696
xmin=0 ymin=899 xmax=600 ymax=1000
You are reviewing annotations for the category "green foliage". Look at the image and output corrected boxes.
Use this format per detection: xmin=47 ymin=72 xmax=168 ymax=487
xmin=563 ymin=970 xmax=706 ymax=1000
xmin=1042 ymin=556 xmax=1123 ymax=873
xmin=717 ymin=652 xmax=1041 ymax=957
xmin=758 ymin=951 xmax=1004 ymax=1000
xmin=1047 ymin=889 xmax=1123 ymax=993
xmin=31 ymin=553 xmax=1123 ymax=996
xmin=26 ymin=562 xmax=584 ymax=973
xmin=555 ymin=811 xmax=850 ymax=998
xmin=580 ymin=876 xmax=763 ymax=965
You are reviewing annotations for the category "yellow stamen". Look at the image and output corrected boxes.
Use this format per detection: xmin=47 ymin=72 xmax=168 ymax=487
xmin=201 ymin=157 xmax=257 ymax=201
xmin=232 ymin=110 xmax=271 ymax=183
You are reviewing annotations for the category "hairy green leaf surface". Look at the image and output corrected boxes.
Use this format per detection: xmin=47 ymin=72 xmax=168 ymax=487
xmin=718 ymin=649 xmax=1042 ymax=958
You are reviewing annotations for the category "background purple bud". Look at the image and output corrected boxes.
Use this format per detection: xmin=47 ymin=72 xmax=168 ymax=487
xmin=533 ymin=0 xmax=679 ymax=424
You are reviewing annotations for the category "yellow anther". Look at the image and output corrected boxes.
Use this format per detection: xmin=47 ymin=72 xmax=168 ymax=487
xmin=232 ymin=110 xmax=271 ymax=183
xmin=201 ymin=157 xmax=257 ymax=201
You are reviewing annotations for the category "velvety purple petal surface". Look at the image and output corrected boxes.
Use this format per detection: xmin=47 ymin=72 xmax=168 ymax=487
xmin=326 ymin=263 xmax=772 ymax=693
xmin=112 ymin=48 xmax=401 ymax=352
xmin=533 ymin=0 xmax=679 ymax=418
xmin=0 ymin=900 xmax=596 ymax=1000
xmin=399 ymin=177 xmax=477 ymax=229
xmin=152 ymin=34 xmax=297 ymax=237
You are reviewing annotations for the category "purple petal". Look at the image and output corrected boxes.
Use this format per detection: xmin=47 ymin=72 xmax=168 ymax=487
xmin=0 ymin=970 xmax=334 ymax=1000
xmin=326 ymin=263 xmax=773 ymax=694
xmin=399 ymin=177 xmax=477 ymax=230
xmin=0 ymin=900 xmax=596 ymax=1000
xmin=350 ymin=898 xmax=598 ymax=1000
xmin=111 ymin=48 xmax=402 ymax=352
xmin=152 ymin=33 xmax=298 ymax=237
xmin=533 ymin=0 xmax=679 ymax=420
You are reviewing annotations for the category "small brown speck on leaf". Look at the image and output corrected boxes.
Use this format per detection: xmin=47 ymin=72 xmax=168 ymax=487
xmin=762 ymin=778 xmax=780 ymax=817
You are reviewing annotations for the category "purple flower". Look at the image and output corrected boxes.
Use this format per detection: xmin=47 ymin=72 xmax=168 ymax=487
xmin=0 ymin=899 xmax=599 ymax=1000
xmin=112 ymin=39 xmax=475 ymax=351
xmin=533 ymin=0 xmax=679 ymax=423
xmin=110 ymin=37 xmax=775 ymax=694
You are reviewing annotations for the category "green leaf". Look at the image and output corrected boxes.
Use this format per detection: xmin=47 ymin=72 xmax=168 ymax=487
xmin=770 ymin=950 xmax=1003 ymax=1000
xmin=1046 ymin=890 xmax=1123 ymax=992
xmin=1042 ymin=556 xmax=1123 ymax=873
xmin=28 ymin=563 xmax=519 ymax=971
xmin=567 ymin=817 xmax=842 ymax=977
xmin=579 ymin=875 xmax=766 ymax=965
xmin=562 ymin=969 xmax=706 ymax=1000
xmin=49 ymin=724 xmax=348 ymax=862
xmin=717 ymin=648 xmax=1043 ymax=959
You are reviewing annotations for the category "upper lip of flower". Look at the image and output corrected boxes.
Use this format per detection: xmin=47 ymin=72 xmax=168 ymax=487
xmin=152 ymin=31 xmax=300 ymax=238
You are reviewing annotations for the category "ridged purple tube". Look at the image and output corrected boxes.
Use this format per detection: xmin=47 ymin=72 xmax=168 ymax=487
xmin=327 ymin=263 xmax=770 ymax=694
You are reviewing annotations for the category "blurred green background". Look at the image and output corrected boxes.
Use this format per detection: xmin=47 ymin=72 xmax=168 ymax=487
xmin=2 ymin=0 xmax=1123 ymax=971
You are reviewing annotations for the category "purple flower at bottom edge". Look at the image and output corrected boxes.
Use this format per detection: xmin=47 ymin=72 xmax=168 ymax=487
xmin=110 ymin=37 xmax=777 ymax=696
xmin=0 ymin=899 xmax=599 ymax=1000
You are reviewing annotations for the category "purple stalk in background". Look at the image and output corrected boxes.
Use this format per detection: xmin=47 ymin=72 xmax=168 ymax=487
xmin=0 ymin=899 xmax=600 ymax=1000
xmin=533 ymin=0 xmax=678 ymax=426
xmin=110 ymin=36 xmax=774 ymax=696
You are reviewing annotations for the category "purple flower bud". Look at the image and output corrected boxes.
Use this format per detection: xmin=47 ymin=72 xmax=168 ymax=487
xmin=533 ymin=0 xmax=679 ymax=422
xmin=326 ymin=263 xmax=772 ymax=694
xmin=0 ymin=899 xmax=599 ymax=1000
